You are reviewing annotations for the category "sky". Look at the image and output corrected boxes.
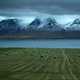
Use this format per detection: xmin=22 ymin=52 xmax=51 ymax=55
xmin=0 ymin=0 xmax=80 ymax=15
xmin=0 ymin=0 xmax=80 ymax=25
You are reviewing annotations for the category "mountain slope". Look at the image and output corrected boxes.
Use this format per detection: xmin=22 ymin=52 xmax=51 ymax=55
xmin=0 ymin=18 xmax=22 ymax=34
xmin=65 ymin=18 xmax=80 ymax=31
xmin=38 ymin=18 xmax=64 ymax=32
xmin=27 ymin=18 xmax=41 ymax=31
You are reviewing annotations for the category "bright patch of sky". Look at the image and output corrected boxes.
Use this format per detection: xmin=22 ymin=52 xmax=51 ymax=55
xmin=0 ymin=16 xmax=7 ymax=21
xmin=18 ymin=16 xmax=35 ymax=27
xmin=53 ymin=15 xmax=79 ymax=25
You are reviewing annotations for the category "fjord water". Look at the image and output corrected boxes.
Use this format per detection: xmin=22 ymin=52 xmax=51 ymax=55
xmin=0 ymin=39 xmax=80 ymax=48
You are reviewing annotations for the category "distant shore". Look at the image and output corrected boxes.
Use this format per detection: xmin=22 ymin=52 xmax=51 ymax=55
xmin=0 ymin=31 xmax=80 ymax=39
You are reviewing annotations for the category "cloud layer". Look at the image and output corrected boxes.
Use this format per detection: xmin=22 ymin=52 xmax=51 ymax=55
xmin=0 ymin=0 xmax=80 ymax=14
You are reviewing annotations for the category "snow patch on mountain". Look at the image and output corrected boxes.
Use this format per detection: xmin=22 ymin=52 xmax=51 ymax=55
xmin=64 ymin=18 xmax=80 ymax=31
xmin=38 ymin=18 xmax=64 ymax=32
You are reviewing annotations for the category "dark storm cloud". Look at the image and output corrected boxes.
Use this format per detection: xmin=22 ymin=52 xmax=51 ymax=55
xmin=0 ymin=0 xmax=80 ymax=14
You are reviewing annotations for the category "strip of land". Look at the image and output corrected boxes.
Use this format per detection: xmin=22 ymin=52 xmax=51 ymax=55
xmin=1 ymin=31 xmax=80 ymax=39
xmin=0 ymin=48 xmax=80 ymax=80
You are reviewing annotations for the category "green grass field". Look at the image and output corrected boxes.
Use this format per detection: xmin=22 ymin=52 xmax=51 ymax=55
xmin=0 ymin=48 xmax=80 ymax=80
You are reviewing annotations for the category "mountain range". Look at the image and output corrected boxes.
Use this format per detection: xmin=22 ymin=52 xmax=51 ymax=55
xmin=0 ymin=16 xmax=80 ymax=34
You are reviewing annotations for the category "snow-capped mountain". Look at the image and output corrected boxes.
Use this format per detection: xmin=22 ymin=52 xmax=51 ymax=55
xmin=27 ymin=18 xmax=41 ymax=31
xmin=65 ymin=18 xmax=80 ymax=31
xmin=38 ymin=18 xmax=64 ymax=32
xmin=0 ymin=18 xmax=23 ymax=34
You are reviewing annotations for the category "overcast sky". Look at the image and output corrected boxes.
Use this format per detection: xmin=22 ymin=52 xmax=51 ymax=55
xmin=0 ymin=0 xmax=80 ymax=15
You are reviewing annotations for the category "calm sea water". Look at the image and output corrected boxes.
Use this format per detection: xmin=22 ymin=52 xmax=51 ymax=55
xmin=0 ymin=39 xmax=80 ymax=48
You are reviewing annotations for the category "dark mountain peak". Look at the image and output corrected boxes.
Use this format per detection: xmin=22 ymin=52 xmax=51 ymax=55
xmin=29 ymin=18 xmax=41 ymax=26
xmin=44 ymin=17 xmax=58 ymax=29
xmin=65 ymin=18 xmax=80 ymax=31
xmin=46 ymin=18 xmax=56 ymax=24
xmin=71 ymin=18 xmax=80 ymax=26
xmin=27 ymin=18 xmax=41 ymax=31
xmin=0 ymin=18 xmax=18 ymax=26
xmin=0 ymin=18 xmax=21 ymax=34
xmin=39 ymin=17 xmax=64 ymax=32
xmin=44 ymin=17 xmax=58 ymax=28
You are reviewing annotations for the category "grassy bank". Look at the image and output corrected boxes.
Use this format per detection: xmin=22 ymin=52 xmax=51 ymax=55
xmin=0 ymin=48 xmax=80 ymax=80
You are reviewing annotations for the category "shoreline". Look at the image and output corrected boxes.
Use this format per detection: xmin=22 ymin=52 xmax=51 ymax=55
xmin=0 ymin=31 xmax=80 ymax=39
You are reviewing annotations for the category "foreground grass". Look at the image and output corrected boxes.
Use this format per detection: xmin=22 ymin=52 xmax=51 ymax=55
xmin=0 ymin=48 xmax=80 ymax=80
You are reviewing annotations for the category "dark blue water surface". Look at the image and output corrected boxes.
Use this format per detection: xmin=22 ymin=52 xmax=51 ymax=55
xmin=0 ymin=39 xmax=80 ymax=48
